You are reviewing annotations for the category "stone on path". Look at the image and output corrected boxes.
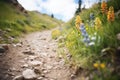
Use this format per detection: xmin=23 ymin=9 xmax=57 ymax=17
xmin=21 ymin=64 xmax=29 ymax=68
xmin=13 ymin=75 xmax=24 ymax=80
xmin=41 ymin=38 xmax=46 ymax=40
xmin=46 ymin=65 xmax=53 ymax=70
xmin=29 ymin=55 xmax=38 ymax=61
xmin=37 ymin=77 xmax=44 ymax=80
xmin=2 ymin=44 xmax=9 ymax=50
xmin=22 ymin=69 xmax=37 ymax=80
xmin=29 ymin=60 xmax=43 ymax=66
xmin=23 ymin=51 xmax=35 ymax=55
xmin=0 ymin=46 xmax=6 ymax=53
xmin=0 ymin=44 xmax=9 ymax=53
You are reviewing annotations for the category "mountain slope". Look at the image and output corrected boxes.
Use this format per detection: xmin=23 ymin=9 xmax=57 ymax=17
xmin=0 ymin=0 xmax=62 ymax=43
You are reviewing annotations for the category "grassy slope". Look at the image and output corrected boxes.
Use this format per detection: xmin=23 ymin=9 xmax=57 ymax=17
xmin=0 ymin=0 xmax=62 ymax=43
xmin=61 ymin=0 xmax=120 ymax=79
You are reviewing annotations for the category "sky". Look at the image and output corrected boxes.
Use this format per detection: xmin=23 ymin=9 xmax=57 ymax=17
xmin=18 ymin=0 xmax=98 ymax=22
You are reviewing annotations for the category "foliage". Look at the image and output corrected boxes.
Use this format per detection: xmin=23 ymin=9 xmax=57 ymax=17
xmin=51 ymin=30 xmax=61 ymax=39
xmin=61 ymin=0 xmax=120 ymax=79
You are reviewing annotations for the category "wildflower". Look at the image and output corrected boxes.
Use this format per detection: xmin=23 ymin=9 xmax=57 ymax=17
xmin=86 ymin=27 xmax=88 ymax=30
xmin=88 ymin=42 xmax=95 ymax=46
xmin=93 ymin=63 xmax=99 ymax=68
xmin=75 ymin=15 xmax=82 ymax=24
xmin=100 ymin=63 xmax=105 ymax=69
xmin=90 ymin=13 xmax=94 ymax=20
xmin=75 ymin=15 xmax=82 ymax=29
xmin=101 ymin=1 xmax=108 ymax=14
xmin=94 ymin=32 xmax=97 ymax=35
xmin=91 ymin=36 xmax=96 ymax=41
xmin=80 ymin=22 xmax=90 ymax=44
xmin=107 ymin=6 xmax=115 ymax=22
xmin=94 ymin=17 xmax=102 ymax=30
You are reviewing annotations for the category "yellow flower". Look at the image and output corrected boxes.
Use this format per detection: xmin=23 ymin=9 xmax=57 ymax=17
xmin=94 ymin=17 xmax=102 ymax=30
xmin=86 ymin=27 xmax=88 ymax=30
xmin=107 ymin=6 xmax=115 ymax=22
xmin=71 ymin=30 xmax=75 ymax=34
xmin=75 ymin=15 xmax=82 ymax=24
xmin=101 ymin=1 xmax=108 ymax=14
xmin=93 ymin=63 xmax=99 ymax=68
xmin=75 ymin=22 xmax=79 ymax=29
xmin=75 ymin=15 xmax=82 ymax=29
xmin=100 ymin=63 xmax=105 ymax=69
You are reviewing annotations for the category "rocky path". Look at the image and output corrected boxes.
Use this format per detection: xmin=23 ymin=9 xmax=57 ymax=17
xmin=0 ymin=29 xmax=73 ymax=80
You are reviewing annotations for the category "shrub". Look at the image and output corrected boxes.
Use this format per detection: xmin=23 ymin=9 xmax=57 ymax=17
xmin=51 ymin=30 xmax=61 ymax=39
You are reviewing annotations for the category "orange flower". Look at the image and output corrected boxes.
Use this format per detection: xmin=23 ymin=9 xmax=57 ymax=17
xmin=101 ymin=1 xmax=108 ymax=14
xmin=107 ymin=6 xmax=115 ymax=22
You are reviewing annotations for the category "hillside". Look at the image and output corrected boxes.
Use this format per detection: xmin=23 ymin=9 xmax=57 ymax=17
xmin=0 ymin=0 xmax=62 ymax=43
xmin=59 ymin=0 xmax=120 ymax=79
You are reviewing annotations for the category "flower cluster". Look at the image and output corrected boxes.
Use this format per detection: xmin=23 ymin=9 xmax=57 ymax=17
xmin=101 ymin=1 xmax=108 ymax=14
xmin=93 ymin=62 xmax=105 ymax=69
xmin=107 ymin=6 xmax=115 ymax=22
xmin=94 ymin=17 xmax=102 ymax=30
xmin=75 ymin=16 xmax=91 ymax=45
xmin=90 ymin=13 xmax=94 ymax=20
xmin=80 ymin=23 xmax=90 ymax=44
xmin=75 ymin=15 xmax=82 ymax=29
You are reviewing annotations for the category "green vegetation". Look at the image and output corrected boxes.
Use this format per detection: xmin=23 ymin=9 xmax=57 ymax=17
xmin=0 ymin=0 xmax=62 ymax=43
xmin=60 ymin=0 xmax=120 ymax=79
xmin=51 ymin=30 xmax=61 ymax=39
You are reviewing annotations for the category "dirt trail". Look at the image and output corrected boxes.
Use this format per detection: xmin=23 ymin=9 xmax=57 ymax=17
xmin=0 ymin=29 xmax=73 ymax=80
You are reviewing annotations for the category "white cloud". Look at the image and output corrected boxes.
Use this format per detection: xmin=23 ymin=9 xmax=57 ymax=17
xmin=40 ymin=0 xmax=78 ymax=21
xmin=17 ymin=0 xmax=96 ymax=21
xmin=18 ymin=0 xmax=78 ymax=21
xmin=82 ymin=0 xmax=97 ymax=8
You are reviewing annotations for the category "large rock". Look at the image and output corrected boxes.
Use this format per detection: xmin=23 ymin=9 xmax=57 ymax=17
xmin=22 ymin=69 xmax=37 ymax=80
xmin=2 ymin=44 xmax=9 ymax=50
xmin=0 ymin=44 xmax=9 ymax=53
xmin=0 ymin=46 xmax=5 ymax=53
